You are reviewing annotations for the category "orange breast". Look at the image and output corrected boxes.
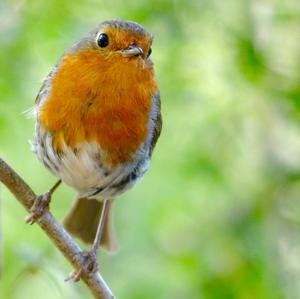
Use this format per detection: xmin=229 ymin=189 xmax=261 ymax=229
xmin=39 ymin=49 xmax=158 ymax=167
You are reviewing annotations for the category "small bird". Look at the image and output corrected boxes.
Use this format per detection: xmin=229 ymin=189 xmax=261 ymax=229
xmin=28 ymin=19 xmax=161 ymax=281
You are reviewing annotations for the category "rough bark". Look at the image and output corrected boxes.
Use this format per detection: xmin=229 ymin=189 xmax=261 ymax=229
xmin=0 ymin=157 xmax=115 ymax=299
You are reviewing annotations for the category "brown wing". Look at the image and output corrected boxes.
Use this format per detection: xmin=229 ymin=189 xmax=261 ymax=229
xmin=35 ymin=80 xmax=47 ymax=105
xmin=35 ymin=65 xmax=59 ymax=105
xmin=150 ymin=92 xmax=162 ymax=155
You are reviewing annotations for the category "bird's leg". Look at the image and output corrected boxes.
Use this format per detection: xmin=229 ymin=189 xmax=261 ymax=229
xmin=68 ymin=199 xmax=110 ymax=282
xmin=25 ymin=179 xmax=62 ymax=224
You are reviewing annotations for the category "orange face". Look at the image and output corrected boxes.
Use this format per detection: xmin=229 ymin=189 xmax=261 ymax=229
xmin=39 ymin=21 xmax=158 ymax=168
xmin=97 ymin=26 xmax=153 ymax=59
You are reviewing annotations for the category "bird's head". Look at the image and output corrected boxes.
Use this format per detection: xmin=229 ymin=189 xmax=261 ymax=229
xmin=70 ymin=19 xmax=154 ymax=69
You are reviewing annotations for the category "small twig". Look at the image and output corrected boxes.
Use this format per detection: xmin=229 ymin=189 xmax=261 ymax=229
xmin=0 ymin=157 xmax=115 ymax=299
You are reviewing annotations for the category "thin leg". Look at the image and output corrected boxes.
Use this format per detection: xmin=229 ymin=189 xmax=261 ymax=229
xmin=25 ymin=179 xmax=62 ymax=224
xmin=68 ymin=199 xmax=110 ymax=282
xmin=48 ymin=179 xmax=62 ymax=194
xmin=92 ymin=199 xmax=110 ymax=254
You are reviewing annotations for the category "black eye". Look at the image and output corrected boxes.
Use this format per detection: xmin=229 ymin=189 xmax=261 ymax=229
xmin=147 ymin=48 xmax=152 ymax=57
xmin=97 ymin=33 xmax=109 ymax=48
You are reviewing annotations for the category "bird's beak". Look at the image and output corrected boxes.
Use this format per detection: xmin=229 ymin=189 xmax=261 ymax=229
xmin=121 ymin=45 xmax=144 ymax=58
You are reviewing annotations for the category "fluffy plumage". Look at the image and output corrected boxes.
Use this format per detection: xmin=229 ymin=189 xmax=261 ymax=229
xmin=33 ymin=19 xmax=161 ymax=248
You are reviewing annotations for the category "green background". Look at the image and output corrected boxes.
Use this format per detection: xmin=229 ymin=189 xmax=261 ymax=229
xmin=1 ymin=0 xmax=300 ymax=298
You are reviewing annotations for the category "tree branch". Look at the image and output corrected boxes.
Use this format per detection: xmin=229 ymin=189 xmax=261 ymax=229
xmin=0 ymin=157 xmax=115 ymax=299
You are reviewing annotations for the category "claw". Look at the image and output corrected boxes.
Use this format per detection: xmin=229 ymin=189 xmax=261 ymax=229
xmin=25 ymin=180 xmax=61 ymax=224
xmin=66 ymin=251 xmax=98 ymax=282
xmin=25 ymin=192 xmax=51 ymax=224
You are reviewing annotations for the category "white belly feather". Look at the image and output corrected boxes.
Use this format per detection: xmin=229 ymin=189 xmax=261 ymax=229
xmin=33 ymin=125 xmax=150 ymax=200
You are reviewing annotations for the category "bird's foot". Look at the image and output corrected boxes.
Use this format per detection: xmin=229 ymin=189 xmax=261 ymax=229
xmin=25 ymin=192 xmax=51 ymax=224
xmin=67 ymin=251 xmax=98 ymax=282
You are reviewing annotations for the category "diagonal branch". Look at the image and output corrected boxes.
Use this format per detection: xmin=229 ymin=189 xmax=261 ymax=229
xmin=0 ymin=157 xmax=115 ymax=299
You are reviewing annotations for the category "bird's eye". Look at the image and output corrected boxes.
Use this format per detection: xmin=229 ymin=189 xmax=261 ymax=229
xmin=97 ymin=33 xmax=109 ymax=48
xmin=147 ymin=48 xmax=152 ymax=57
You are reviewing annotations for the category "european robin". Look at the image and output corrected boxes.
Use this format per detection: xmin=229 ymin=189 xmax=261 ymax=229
xmin=28 ymin=19 xmax=162 ymax=280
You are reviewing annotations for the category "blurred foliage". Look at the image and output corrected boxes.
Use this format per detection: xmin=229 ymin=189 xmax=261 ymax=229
xmin=1 ymin=0 xmax=300 ymax=298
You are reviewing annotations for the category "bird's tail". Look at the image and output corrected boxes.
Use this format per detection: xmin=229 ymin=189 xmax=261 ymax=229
xmin=63 ymin=197 xmax=117 ymax=253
